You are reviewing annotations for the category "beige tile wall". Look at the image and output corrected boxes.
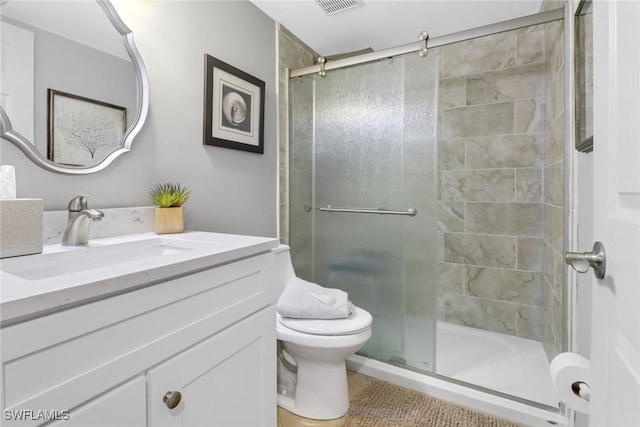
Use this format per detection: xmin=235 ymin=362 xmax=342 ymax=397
xmin=541 ymin=5 xmax=565 ymax=360
xmin=436 ymin=23 xmax=562 ymax=346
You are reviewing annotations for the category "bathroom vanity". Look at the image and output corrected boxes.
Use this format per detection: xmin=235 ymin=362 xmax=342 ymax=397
xmin=0 ymin=231 xmax=278 ymax=426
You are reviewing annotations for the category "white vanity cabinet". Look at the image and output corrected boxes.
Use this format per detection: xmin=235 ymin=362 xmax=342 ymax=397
xmin=0 ymin=248 xmax=277 ymax=427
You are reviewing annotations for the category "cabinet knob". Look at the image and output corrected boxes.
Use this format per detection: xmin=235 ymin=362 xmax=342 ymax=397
xmin=163 ymin=391 xmax=182 ymax=409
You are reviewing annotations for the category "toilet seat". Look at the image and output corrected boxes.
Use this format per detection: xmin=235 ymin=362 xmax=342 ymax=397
xmin=278 ymin=307 xmax=372 ymax=336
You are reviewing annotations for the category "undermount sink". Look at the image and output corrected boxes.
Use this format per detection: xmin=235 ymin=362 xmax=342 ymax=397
xmin=1 ymin=236 xmax=219 ymax=281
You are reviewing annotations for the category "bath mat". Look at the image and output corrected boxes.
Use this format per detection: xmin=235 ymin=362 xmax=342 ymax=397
xmin=343 ymin=378 xmax=523 ymax=427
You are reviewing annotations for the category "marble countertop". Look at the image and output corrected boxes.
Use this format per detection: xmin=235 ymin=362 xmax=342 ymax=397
xmin=0 ymin=231 xmax=279 ymax=326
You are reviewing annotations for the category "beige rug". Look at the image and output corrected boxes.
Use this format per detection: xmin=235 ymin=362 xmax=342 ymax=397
xmin=343 ymin=378 xmax=523 ymax=427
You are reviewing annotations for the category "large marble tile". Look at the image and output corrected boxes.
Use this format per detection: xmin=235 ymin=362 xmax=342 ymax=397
xmin=515 ymin=168 xmax=543 ymax=202
xmin=441 ymin=102 xmax=514 ymax=139
xmin=438 ymin=202 xmax=464 ymax=232
xmin=542 ymin=275 xmax=555 ymax=323
xmin=466 ymin=266 xmax=544 ymax=306
xmin=444 ymin=233 xmax=517 ymax=268
xmin=515 ymin=98 xmax=545 ymax=134
xmin=543 ymin=20 xmax=565 ymax=79
xmin=551 ymin=66 xmax=565 ymax=122
xmin=543 ymin=204 xmax=564 ymax=254
xmin=438 ymin=231 xmax=445 ymax=262
xmin=279 ymin=27 xmax=317 ymax=69
xmin=439 ymin=76 xmax=466 ymax=109
xmin=438 ymin=138 xmax=465 ymax=170
xmin=516 ymin=30 xmax=545 ymax=65
xmin=441 ymin=32 xmax=516 ymax=78
xmin=444 ymin=294 xmax=517 ymax=335
xmin=465 ymin=202 xmax=542 ymax=237
xmin=544 ymin=114 xmax=564 ymax=168
xmin=544 ymin=161 xmax=564 ymax=207
xmin=442 ymin=169 xmax=515 ymax=202
xmin=517 ymin=305 xmax=549 ymax=341
xmin=466 ymin=134 xmax=544 ymax=169
xmin=438 ymin=262 xmax=464 ymax=294
xmin=545 ymin=240 xmax=559 ymax=276
xmin=551 ymin=292 xmax=563 ymax=344
xmin=466 ymin=64 xmax=544 ymax=105
xmin=517 ymin=237 xmax=545 ymax=272
xmin=279 ymin=202 xmax=288 ymax=243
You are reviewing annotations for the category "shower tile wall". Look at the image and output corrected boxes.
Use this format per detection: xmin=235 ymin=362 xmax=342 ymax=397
xmin=437 ymin=22 xmax=563 ymax=355
xmin=277 ymin=24 xmax=317 ymax=251
xmin=541 ymin=1 xmax=565 ymax=361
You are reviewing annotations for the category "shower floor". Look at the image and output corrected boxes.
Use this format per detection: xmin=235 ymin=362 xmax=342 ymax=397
xmin=435 ymin=321 xmax=559 ymax=407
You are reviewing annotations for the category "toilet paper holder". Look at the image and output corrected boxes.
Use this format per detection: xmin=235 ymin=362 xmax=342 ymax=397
xmin=572 ymin=381 xmax=591 ymax=402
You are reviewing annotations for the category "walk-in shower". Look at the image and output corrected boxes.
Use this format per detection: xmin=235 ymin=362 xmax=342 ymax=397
xmin=283 ymin=5 xmax=569 ymax=425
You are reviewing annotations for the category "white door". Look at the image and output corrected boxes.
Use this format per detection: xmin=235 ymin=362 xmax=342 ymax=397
xmin=590 ymin=0 xmax=640 ymax=425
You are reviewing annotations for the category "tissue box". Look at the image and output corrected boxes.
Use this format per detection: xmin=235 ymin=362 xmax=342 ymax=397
xmin=0 ymin=199 xmax=43 ymax=258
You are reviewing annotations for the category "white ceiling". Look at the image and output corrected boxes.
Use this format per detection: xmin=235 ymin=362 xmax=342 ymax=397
xmin=250 ymin=0 xmax=544 ymax=56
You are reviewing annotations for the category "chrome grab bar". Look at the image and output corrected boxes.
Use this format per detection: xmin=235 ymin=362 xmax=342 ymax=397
xmin=319 ymin=205 xmax=417 ymax=216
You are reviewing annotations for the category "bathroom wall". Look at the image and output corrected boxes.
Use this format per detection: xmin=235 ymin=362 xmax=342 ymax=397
xmin=436 ymin=23 xmax=556 ymax=345
xmin=1 ymin=0 xmax=278 ymax=238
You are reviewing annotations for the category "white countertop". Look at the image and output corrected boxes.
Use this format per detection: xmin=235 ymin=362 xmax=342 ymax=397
xmin=0 ymin=231 xmax=278 ymax=325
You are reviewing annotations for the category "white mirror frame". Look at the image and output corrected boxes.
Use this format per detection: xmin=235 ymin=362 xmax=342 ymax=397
xmin=0 ymin=0 xmax=149 ymax=175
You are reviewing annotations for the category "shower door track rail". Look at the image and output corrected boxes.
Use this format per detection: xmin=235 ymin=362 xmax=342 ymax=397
xmin=319 ymin=206 xmax=417 ymax=216
xmin=290 ymin=7 xmax=564 ymax=78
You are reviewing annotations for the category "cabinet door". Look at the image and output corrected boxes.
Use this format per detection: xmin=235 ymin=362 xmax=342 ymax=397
xmin=48 ymin=376 xmax=146 ymax=427
xmin=147 ymin=306 xmax=276 ymax=427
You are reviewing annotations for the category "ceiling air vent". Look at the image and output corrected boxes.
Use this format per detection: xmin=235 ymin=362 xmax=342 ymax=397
xmin=315 ymin=0 xmax=361 ymax=16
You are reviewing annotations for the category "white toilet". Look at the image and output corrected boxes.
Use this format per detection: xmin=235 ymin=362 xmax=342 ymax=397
xmin=273 ymin=245 xmax=373 ymax=420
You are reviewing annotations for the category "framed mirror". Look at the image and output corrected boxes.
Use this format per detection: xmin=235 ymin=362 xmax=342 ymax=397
xmin=575 ymin=0 xmax=593 ymax=153
xmin=0 ymin=0 xmax=149 ymax=174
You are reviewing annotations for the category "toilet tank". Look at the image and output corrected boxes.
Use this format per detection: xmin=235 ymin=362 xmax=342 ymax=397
xmin=271 ymin=244 xmax=296 ymax=296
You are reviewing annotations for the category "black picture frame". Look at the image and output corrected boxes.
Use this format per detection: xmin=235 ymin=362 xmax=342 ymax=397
xmin=203 ymin=54 xmax=265 ymax=154
xmin=48 ymin=89 xmax=126 ymax=166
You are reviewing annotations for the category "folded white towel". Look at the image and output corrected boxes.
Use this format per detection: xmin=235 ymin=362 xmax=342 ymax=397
xmin=277 ymin=277 xmax=354 ymax=319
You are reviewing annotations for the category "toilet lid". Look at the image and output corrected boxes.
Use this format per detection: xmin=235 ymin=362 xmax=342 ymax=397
xmin=278 ymin=307 xmax=372 ymax=336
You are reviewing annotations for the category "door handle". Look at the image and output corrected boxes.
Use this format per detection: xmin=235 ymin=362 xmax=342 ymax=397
xmin=565 ymin=241 xmax=606 ymax=279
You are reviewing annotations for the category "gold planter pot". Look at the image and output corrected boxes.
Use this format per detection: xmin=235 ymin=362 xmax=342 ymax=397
xmin=154 ymin=207 xmax=184 ymax=234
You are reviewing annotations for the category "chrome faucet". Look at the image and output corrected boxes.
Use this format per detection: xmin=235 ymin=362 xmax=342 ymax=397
xmin=62 ymin=195 xmax=104 ymax=246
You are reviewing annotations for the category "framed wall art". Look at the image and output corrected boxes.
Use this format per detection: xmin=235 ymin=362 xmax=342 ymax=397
xmin=203 ymin=54 xmax=265 ymax=154
xmin=48 ymin=89 xmax=126 ymax=166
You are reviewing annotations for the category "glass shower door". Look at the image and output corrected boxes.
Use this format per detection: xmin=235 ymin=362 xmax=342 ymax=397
xmin=289 ymin=52 xmax=439 ymax=373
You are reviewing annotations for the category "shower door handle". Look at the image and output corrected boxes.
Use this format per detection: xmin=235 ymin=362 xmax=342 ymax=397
xmin=319 ymin=205 xmax=417 ymax=216
xmin=565 ymin=242 xmax=606 ymax=279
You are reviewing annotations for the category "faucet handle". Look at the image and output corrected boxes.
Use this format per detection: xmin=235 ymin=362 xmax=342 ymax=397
xmin=68 ymin=195 xmax=92 ymax=212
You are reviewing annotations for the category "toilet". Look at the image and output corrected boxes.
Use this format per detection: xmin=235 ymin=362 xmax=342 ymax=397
xmin=272 ymin=245 xmax=373 ymax=420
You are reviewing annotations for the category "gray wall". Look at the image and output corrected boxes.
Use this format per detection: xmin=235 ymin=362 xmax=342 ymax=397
xmin=1 ymin=0 xmax=278 ymax=238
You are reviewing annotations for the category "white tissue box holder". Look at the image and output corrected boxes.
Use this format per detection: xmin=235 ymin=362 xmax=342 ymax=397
xmin=0 ymin=198 xmax=43 ymax=258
